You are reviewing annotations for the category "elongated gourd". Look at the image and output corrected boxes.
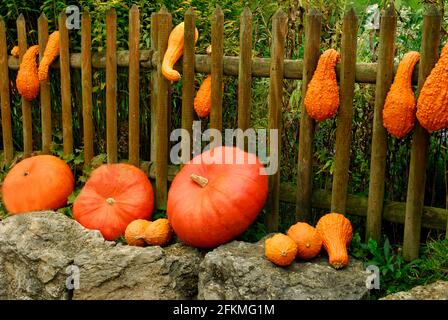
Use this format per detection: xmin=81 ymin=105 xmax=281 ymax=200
xmin=194 ymin=75 xmax=212 ymax=117
xmin=383 ymin=51 xmax=420 ymax=138
xmin=304 ymin=49 xmax=341 ymax=121
xmin=416 ymin=43 xmax=448 ymax=133
xmin=16 ymin=45 xmax=40 ymax=101
xmin=38 ymin=31 xmax=60 ymax=81
xmin=162 ymin=22 xmax=199 ymax=82
xmin=316 ymin=213 xmax=353 ymax=269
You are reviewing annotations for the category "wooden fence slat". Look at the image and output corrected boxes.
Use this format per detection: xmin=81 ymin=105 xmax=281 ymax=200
xmin=237 ymin=7 xmax=253 ymax=132
xmin=150 ymin=13 xmax=159 ymax=163
xmin=296 ymin=8 xmax=321 ymax=222
xmin=155 ymin=7 xmax=172 ymax=209
xmin=403 ymin=5 xmax=441 ymax=261
xmin=17 ymin=14 xmax=33 ymax=157
xmin=38 ymin=14 xmax=52 ymax=154
xmin=365 ymin=4 xmax=397 ymax=242
xmin=106 ymin=9 xmax=118 ymax=163
xmin=210 ymin=6 xmax=224 ymax=133
xmin=0 ymin=17 xmax=13 ymax=162
xmin=181 ymin=8 xmax=196 ymax=164
xmin=128 ymin=5 xmax=140 ymax=166
xmin=59 ymin=13 xmax=73 ymax=156
xmin=81 ymin=11 xmax=93 ymax=166
xmin=266 ymin=8 xmax=287 ymax=232
xmin=331 ymin=8 xmax=358 ymax=214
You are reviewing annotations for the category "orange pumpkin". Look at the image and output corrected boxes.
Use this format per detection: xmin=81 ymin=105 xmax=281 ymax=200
xmin=316 ymin=213 xmax=353 ymax=269
xmin=125 ymin=219 xmax=151 ymax=247
xmin=73 ymin=163 xmax=154 ymax=241
xmin=287 ymin=222 xmax=322 ymax=260
xmin=265 ymin=233 xmax=298 ymax=267
xmin=2 ymin=155 xmax=74 ymax=214
xmin=144 ymin=218 xmax=173 ymax=246
xmin=167 ymin=146 xmax=268 ymax=248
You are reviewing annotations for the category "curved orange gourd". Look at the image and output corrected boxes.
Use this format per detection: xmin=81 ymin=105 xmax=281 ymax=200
xmin=383 ymin=51 xmax=420 ymax=138
xmin=38 ymin=31 xmax=60 ymax=82
xmin=16 ymin=45 xmax=40 ymax=101
xmin=194 ymin=75 xmax=212 ymax=118
xmin=162 ymin=22 xmax=199 ymax=82
xmin=304 ymin=49 xmax=341 ymax=121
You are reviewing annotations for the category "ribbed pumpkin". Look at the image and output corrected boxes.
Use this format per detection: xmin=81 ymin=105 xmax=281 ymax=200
xmin=2 ymin=155 xmax=74 ymax=214
xmin=73 ymin=164 xmax=154 ymax=241
xmin=383 ymin=51 xmax=420 ymax=138
xmin=265 ymin=233 xmax=298 ymax=267
xmin=316 ymin=213 xmax=353 ymax=269
xmin=167 ymin=146 xmax=268 ymax=248
xmin=16 ymin=45 xmax=40 ymax=101
xmin=287 ymin=222 xmax=322 ymax=260
xmin=416 ymin=42 xmax=448 ymax=132
xmin=304 ymin=49 xmax=341 ymax=121
xmin=38 ymin=31 xmax=60 ymax=82
xmin=125 ymin=219 xmax=151 ymax=247
xmin=162 ymin=22 xmax=199 ymax=82
xmin=144 ymin=218 xmax=173 ymax=246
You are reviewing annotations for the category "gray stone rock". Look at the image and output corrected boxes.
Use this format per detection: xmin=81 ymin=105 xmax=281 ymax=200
xmin=381 ymin=280 xmax=448 ymax=300
xmin=198 ymin=240 xmax=370 ymax=300
xmin=0 ymin=212 xmax=202 ymax=300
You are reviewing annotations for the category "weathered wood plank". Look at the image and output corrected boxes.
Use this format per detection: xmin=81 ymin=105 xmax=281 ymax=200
xmin=150 ymin=13 xmax=159 ymax=163
xmin=210 ymin=6 xmax=224 ymax=133
xmin=106 ymin=9 xmax=117 ymax=163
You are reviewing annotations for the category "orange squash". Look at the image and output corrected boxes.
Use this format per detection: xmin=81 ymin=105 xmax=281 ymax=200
xmin=125 ymin=219 xmax=151 ymax=247
xmin=304 ymin=49 xmax=341 ymax=121
xmin=383 ymin=51 xmax=420 ymax=138
xmin=316 ymin=213 xmax=353 ymax=269
xmin=38 ymin=31 xmax=60 ymax=82
xmin=264 ymin=233 xmax=298 ymax=267
xmin=287 ymin=222 xmax=322 ymax=260
xmin=416 ymin=42 xmax=448 ymax=132
xmin=2 ymin=155 xmax=74 ymax=214
xmin=16 ymin=45 xmax=40 ymax=101
xmin=194 ymin=75 xmax=212 ymax=118
xmin=144 ymin=218 xmax=173 ymax=247
xmin=162 ymin=22 xmax=199 ymax=82
xmin=11 ymin=46 xmax=19 ymax=58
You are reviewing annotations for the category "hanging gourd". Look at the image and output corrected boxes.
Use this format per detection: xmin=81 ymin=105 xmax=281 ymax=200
xmin=2 ymin=155 xmax=74 ymax=214
xmin=194 ymin=75 xmax=212 ymax=118
xmin=316 ymin=213 xmax=353 ymax=269
xmin=73 ymin=164 xmax=154 ymax=241
xmin=38 ymin=31 xmax=60 ymax=82
xmin=383 ymin=51 xmax=420 ymax=138
xmin=16 ymin=45 xmax=40 ymax=101
xmin=416 ymin=43 xmax=448 ymax=132
xmin=167 ymin=146 xmax=268 ymax=248
xmin=162 ymin=22 xmax=199 ymax=82
xmin=304 ymin=49 xmax=341 ymax=121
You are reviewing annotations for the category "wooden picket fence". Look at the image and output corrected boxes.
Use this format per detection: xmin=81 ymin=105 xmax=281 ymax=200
xmin=0 ymin=4 xmax=446 ymax=260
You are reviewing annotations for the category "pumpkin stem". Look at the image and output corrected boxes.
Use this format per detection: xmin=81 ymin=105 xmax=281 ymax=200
xmin=190 ymin=174 xmax=208 ymax=188
xmin=105 ymin=197 xmax=115 ymax=205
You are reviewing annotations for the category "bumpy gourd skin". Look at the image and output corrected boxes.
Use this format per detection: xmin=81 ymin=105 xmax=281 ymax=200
xmin=304 ymin=49 xmax=341 ymax=121
xmin=16 ymin=45 xmax=40 ymax=101
xmin=416 ymin=43 xmax=448 ymax=133
xmin=316 ymin=213 xmax=353 ymax=269
xmin=162 ymin=22 xmax=199 ymax=82
xmin=194 ymin=75 xmax=212 ymax=117
xmin=38 ymin=31 xmax=60 ymax=82
xmin=383 ymin=51 xmax=420 ymax=138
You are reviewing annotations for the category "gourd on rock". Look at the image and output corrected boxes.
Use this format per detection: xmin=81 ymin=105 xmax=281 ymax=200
xmin=287 ymin=222 xmax=322 ymax=260
xmin=383 ymin=51 xmax=420 ymax=138
xmin=162 ymin=22 xmax=199 ymax=82
xmin=304 ymin=49 xmax=341 ymax=121
xmin=16 ymin=45 xmax=40 ymax=101
xmin=125 ymin=219 xmax=151 ymax=247
xmin=144 ymin=218 xmax=173 ymax=246
xmin=416 ymin=42 xmax=448 ymax=132
xmin=73 ymin=163 xmax=154 ymax=241
xmin=265 ymin=233 xmax=298 ymax=267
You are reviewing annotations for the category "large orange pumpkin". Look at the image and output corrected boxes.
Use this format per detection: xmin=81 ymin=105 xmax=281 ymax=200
xmin=2 ymin=155 xmax=74 ymax=214
xmin=167 ymin=146 xmax=268 ymax=248
xmin=73 ymin=163 xmax=154 ymax=241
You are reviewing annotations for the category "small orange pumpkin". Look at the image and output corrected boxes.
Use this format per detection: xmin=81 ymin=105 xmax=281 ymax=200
xmin=264 ymin=233 xmax=298 ymax=267
xmin=287 ymin=222 xmax=322 ymax=260
xmin=144 ymin=218 xmax=173 ymax=246
xmin=316 ymin=213 xmax=353 ymax=269
xmin=125 ymin=219 xmax=151 ymax=247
